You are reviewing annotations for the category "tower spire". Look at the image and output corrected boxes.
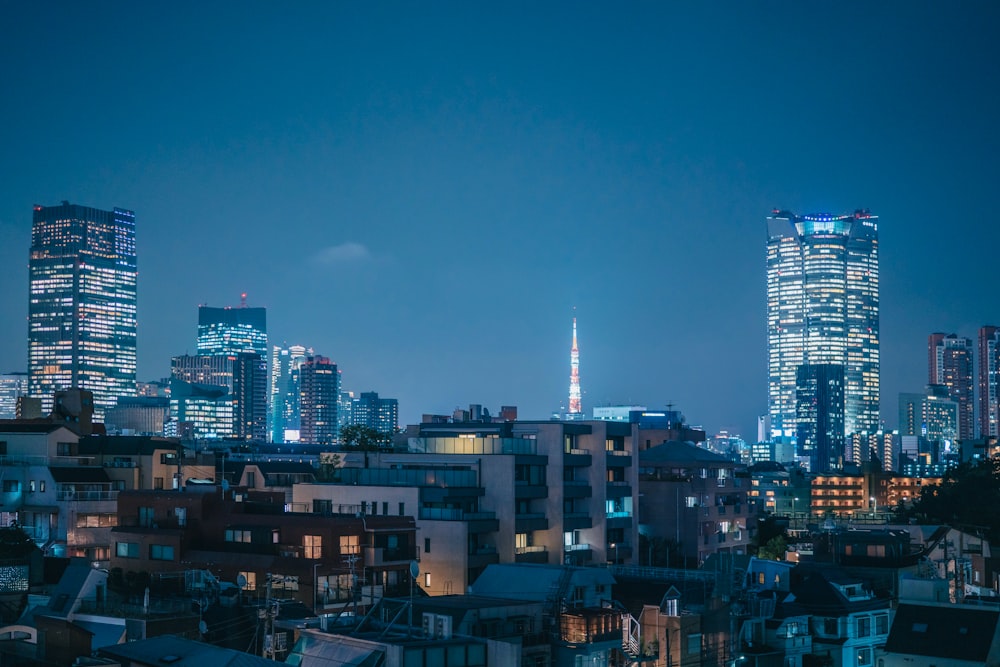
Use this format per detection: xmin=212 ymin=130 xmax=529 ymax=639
xmin=569 ymin=315 xmax=582 ymax=417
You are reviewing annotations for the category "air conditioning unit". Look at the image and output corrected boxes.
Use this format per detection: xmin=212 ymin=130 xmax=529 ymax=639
xmin=435 ymin=614 xmax=452 ymax=640
xmin=422 ymin=612 xmax=435 ymax=637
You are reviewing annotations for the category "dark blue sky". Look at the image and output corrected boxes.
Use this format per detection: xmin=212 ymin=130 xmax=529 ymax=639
xmin=2 ymin=2 xmax=998 ymax=438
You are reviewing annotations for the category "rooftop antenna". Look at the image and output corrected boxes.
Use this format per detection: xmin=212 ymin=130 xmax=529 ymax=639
xmin=240 ymin=292 xmax=248 ymax=308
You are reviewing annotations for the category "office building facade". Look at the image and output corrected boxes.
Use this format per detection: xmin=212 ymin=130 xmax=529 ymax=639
xmin=171 ymin=353 xmax=266 ymax=441
xmin=196 ymin=300 xmax=267 ymax=356
xmin=0 ymin=372 xmax=28 ymax=419
xmin=979 ymin=326 xmax=1000 ymax=439
xmin=269 ymin=344 xmax=312 ymax=443
xmin=28 ymin=202 xmax=137 ymax=417
xmin=795 ymin=363 xmax=845 ymax=473
xmin=299 ymin=355 xmax=340 ymax=445
xmin=766 ymin=210 xmax=879 ymax=456
xmin=928 ymin=333 xmax=974 ymax=441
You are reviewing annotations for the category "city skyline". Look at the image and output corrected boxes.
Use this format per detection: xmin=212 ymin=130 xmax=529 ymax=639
xmin=2 ymin=4 xmax=1000 ymax=438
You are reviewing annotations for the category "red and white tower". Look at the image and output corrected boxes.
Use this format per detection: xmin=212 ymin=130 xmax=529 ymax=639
xmin=568 ymin=317 xmax=582 ymax=417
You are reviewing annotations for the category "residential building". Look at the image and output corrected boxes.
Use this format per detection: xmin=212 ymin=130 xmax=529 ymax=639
xmin=268 ymin=343 xmax=311 ymax=443
xmin=110 ymin=487 xmax=418 ymax=610
xmin=28 ymin=201 xmax=137 ymax=418
xmin=0 ymin=372 xmax=28 ymax=419
xmin=196 ymin=299 xmax=267 ymax=356
xmin=299 ymin=355 xmax=340 ymax=445
xmin=638 ymin=440 xmax=753 ymax=566
xmin=979 ymin=325 xmax=1000 ymax=439
xmin=766 ymin=210 xmax=880 ymax=451
xmin=351 ymin=391 xmax=399 ymax=434
xmin=294 ymin=419 xmax=640 ymax=595
xmin=929 ymin=333 xmax=974 ymax=441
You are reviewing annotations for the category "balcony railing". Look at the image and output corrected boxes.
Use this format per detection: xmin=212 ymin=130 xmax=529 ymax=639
xmin=0 ymin=454 xmax=97 ymax=467
xmin=56 ymin=489 xmax=118 ymax=502
xmin=515 ymin=545 xmax=546 ymax=555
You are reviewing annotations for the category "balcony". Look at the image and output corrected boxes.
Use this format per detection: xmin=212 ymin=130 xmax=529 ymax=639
xmin=514 ymin=546 xmax=548 ymax=564
xmin=564 ymin=513 xmax=593 ymax=531
xmin=56 ymin=488 xmax=118 ymax=502
xmin=363 ymin=546 xmax=415 ymax=567
xmin=0 ymin=454 xmax=97 ymax=467
xmin=564 ymin=480 xmax=592 ymax=499
xmin=515 ymin=513 xmax=549 ymax=532
xmin=564 ymin=542 xmax=593 ymax=565
xmin=515 ymin=484 xmax=548 ymax=500
xmin=563 ymin=450 xmax=592 ymax=467
xmin=605 ymin=481 xmax=632 ymax=499
xmin=606 ymin=450 xmax=632 ymax=467
xmin=468 ymin=545 xmax=500 ymax=569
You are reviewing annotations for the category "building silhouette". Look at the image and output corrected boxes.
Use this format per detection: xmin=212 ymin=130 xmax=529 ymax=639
xmin=766 ymin=210 xmax=879 ymax=461
xmin=928 ymin=332 xmax=974 ymax=441
xmin=28 ymin=202 xmax=137 ymax=418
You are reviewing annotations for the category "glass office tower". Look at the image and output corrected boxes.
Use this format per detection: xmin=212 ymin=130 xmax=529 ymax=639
xmin=766 ymin=210 xmax=879 ymax=466
xmin=28 ymin=202 xmax=137 ymax=417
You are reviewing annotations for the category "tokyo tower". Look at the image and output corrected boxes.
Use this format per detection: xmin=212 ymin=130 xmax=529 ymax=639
xmin=568 ymin=317 xmax=582 ymax=417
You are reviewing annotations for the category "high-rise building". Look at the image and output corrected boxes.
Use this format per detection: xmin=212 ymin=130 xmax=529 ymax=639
xmin=299 ymin=356 xmax=340 ymax=445
xmin=28 ymin=202 xmax=137 ymax=417
xmin=0 ymin=372 xmax=28 ymax=419
xmin=568 ymin=317 xmax=582 ymax=419
xmin=171 ymin=353 xmax=266 ymax=441
xmin=928 ymin=333 xmax=974 ymax=440
xmin=766 ymin=210 xmax=880 ymax=454
xmin=338 ymin=391 xmax=355 ymax=431
xmin=795 ymin=363 xmax=845 ymax=473
xmin=197 ymin=296 xmax=267 ymax=356
xmin=978 ymin=326 xmax=1000 ymax=438
xmin=352 ymin=391 xmax=399 ymax=435
xmin=269 ymin=344 xmax=312 ymax=443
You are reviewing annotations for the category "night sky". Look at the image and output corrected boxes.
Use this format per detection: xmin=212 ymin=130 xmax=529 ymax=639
xmin=2 ymin=3 xmax=998 ymax=439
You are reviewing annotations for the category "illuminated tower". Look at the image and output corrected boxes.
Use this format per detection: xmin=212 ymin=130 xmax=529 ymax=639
xmin=766 ymin=210 xmax=879 ymax=460
xmin=568 ymin=317 xmax=582 ymax=418
xmin=28 ymin=202 xmax=137 ymax=418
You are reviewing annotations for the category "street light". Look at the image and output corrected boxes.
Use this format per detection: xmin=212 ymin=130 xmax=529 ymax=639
xmin=793 ymin=497 xmax=799 ymax=517
xmin=610 ymin=542 xmax=617 ymax=565
xmin=870 ymin=496 xmax=877 ymax=517
xmin=313 ymin=562 xmax=320 ymax=611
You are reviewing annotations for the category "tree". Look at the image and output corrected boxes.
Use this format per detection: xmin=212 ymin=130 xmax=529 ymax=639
xmin=906 ymin=455 xmax=1000 ymax=541
xmin=757 ymin=535 xmax=788 ymax=561
xmin=339 ymin=425 xmax=387 ymax=450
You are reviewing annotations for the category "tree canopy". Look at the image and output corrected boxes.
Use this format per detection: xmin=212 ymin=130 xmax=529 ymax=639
xmin=906 ymin=455 xmax=1000 ymax=542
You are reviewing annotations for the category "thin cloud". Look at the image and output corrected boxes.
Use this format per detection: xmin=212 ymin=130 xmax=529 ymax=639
xmin=312 ymin=242 xmax=372 ymax=264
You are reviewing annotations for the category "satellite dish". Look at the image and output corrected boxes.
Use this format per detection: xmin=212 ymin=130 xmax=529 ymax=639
xmin=237 ymin=574 xmax=247 ymax=589
xmin=409 ymin=560 xmax=420 ymax=579
xmin=199 ymin=620 xmax=208 ymax=636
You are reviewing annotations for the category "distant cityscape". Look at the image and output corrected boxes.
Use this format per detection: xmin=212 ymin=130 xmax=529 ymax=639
xmin=3 ymin=201 xmax=998 ymax=479
xmin=0 ymin=201 xmax=998 ymax=666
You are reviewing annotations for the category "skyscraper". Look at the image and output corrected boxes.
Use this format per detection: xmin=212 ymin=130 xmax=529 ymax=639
xmin=568 ymin=317 xmax=582 ymax=419
xmin=352 ymin=391 xmax=399 ymax=435
xmin=299 ymin=355 xmax=340 ymax=445
xmin=28 ymin=202 xmax=137 ymax=417
xmin=766 ymin=210 xmax=879 ymax=458
xmin=795 ymin=363 xmax=845 ymax=473
xmin=979 ymin=326 xmax=1000 ymax=439
xmin=171 ymin=353 xmax=267 ymax=441
xmin=197 ymin=296 xmax=267 ymax=356
xmin=269 ymin=344 xmax=312 ymax=443
xmin=929 ymin=333 xmax=974 ymax=441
